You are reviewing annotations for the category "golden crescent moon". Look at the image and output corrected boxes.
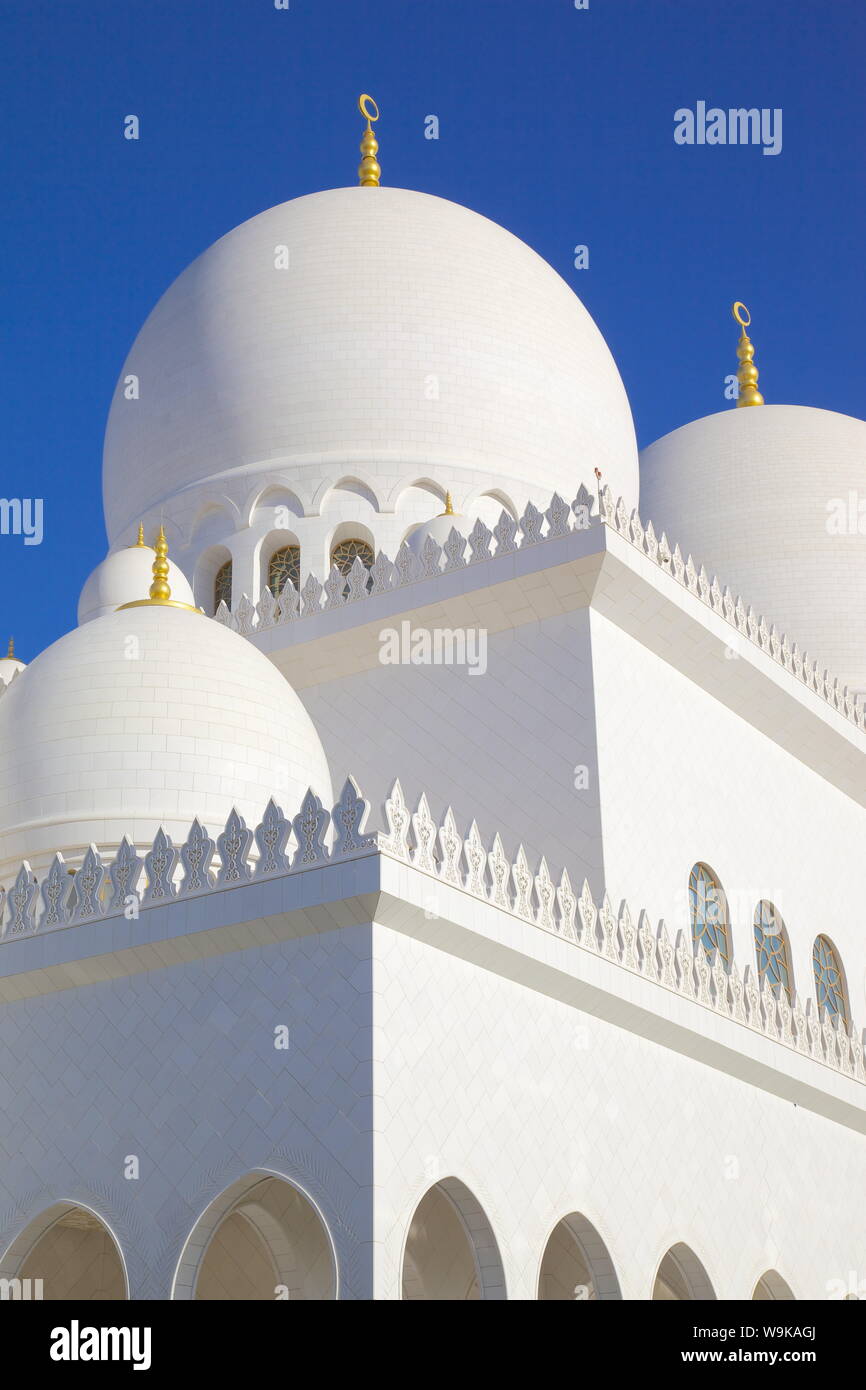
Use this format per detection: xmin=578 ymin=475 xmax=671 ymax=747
xmin=358 ymin=94 xmax=380 ymax=124
xmin=732 ymin=301 xmax=751 ymax=329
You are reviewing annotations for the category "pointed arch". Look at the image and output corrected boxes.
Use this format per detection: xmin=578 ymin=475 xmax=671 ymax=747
xmin=537 ymin=1211 xmax=622 ymax=1300
xmin=0 ymin=1201 xmax=129 ymax=1300
xmin=172 ymin=1170 xmax=337 ymax=1301
xmin=652 ymin=1243 xmax=716 ymax=1300
xmin=401 ymin=1177 xmax=506 ymax=1300
xmin=753 ymin=1269 xmax=795 ymax=1300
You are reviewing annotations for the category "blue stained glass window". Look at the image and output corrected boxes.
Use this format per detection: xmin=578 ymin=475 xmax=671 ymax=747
xmin=753 ymin=901 xmax=792 ymax=1001
xmin=813 ymin=935 xmax=848 ymax=1025
xmin=689 ymin=863 xmax=730 ymax=965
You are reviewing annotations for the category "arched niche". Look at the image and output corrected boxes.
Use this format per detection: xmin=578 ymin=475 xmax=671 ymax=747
xmin=0 ymin=1202 xmax=128 ymax=1300
xmin=463 ymin=488 xmax=518 ymax=529
xmin=194 ymin=543 xmax=233 ymax=614
xmin=173 ymin=1173 xmax=336 ymax=1301
xmin=317 ymin=476 xmax=381 ymax=513
xmin=188 ymin=501 xmax=238 ymax=550
xmin=653 ymin=1243 xmax=716 ymax=1300
xmin=401 ymin=1178 xmax=506 ymax=1301
xmin=537 ymin=1212 xmax=622 ymax=1300
xmin=245 ymin=483 xmax=306 ymax=529
xmin=257 ymin=528 xmax=302 ymax=597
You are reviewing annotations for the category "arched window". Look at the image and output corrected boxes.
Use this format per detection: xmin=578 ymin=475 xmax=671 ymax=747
xmin=214 ymin=559 xmax=232 ymax=613
xmin=813 ymin=936 xmax=848 ymax=1026
xmin=754 ymin=901 xmax=792 ymax=1001
xmin=689 ymin=863 xmax=730 ymax=965
xmin=331 ymin=538 xmax=374 ymax=594
xmin=268 ymin=545 xmax=301 ymax=597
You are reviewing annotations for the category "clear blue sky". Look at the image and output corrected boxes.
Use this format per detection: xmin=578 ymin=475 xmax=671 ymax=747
xmin=1 ymin=0 xmax=863 ymax=657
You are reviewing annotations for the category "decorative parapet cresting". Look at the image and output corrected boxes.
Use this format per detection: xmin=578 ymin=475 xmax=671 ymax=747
xmin=208 ymin=483 xmax=866 ymax=736
xmin=1 ymin=776 xmax=862 ymax=1089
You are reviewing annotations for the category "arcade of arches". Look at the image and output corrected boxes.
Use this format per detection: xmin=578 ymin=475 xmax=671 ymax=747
xmin=0 ymin=1181 xmax=797 ymax=1299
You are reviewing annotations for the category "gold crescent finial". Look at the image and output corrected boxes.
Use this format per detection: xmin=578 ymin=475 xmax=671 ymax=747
xmin=732 ymin=301 xmax=764 ymax=407
xmin=358 ymin=94 xmax=381 ymax=186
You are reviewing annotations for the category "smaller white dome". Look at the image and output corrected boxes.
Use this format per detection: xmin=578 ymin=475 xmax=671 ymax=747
xmin=406 ymin=509 xmax=474 ymax=560
xmin=78 ymin=545 xmax=195 ymax=624
xmin=0 ymin=604 xmax=333 ymax=876
xmin=640 ymin=405 xmax=866 ymax=695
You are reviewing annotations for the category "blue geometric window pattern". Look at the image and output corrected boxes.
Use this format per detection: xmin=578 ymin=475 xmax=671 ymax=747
xmin=689 ymin=863 xmax=730 ymax=965
xmin=813 ymin=935 xmax=848 ymax=1025
xmin=753 ymin=901 xmax=792 ymax=1001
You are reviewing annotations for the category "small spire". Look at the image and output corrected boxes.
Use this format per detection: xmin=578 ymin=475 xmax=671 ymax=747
xmin=358 ymin=94 xmax=381 ymax=186
xmin=732 ymin=302 xmax=764 ymax=407
xmin=136 ymin=522 xmax=146 ymax=546
xmin=6 ymin=636 xmax=14 ymax=659
xmin=442 ymin=492 xmax=455 ymax=516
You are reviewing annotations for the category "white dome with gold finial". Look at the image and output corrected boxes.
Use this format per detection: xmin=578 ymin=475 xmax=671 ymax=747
xmin=640 ymin=308 xmax=866 ymax=695
xmin=77 ymin=525 xmax=195 ymax=624
xmin=0 ymin=532 xmax=332 ymax=875
xmin=102 ymin=127 xmax=639 ymax=556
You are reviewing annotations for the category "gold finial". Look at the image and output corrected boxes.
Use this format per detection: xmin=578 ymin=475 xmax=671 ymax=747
xmin=732 ymin=302 xmax=764 ymax=407
xmin=6 ymin=637 xmax=14 ymax=659
xmin=126 ymin=521 xmax=150 ymax=549
xmin=442 ymin=492 xmax=455 ymax=516
xmin=118 ymin=525 xmax=199 ymax=612
xmin=358 ymin=94 xmax=381 ymax=186
xmin=148 ymin=525 xmax=172 ymax=603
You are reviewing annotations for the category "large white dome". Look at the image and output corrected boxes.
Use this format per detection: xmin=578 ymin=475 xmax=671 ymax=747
xmin=0 ymin=606 xmax=333 ymax=875
xmin=102 ymin=187 xmax=639 ymax=545
xmin=640 ymin=405 xmax=866 ymax=696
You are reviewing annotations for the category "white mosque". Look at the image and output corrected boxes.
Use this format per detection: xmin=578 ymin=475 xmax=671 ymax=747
xmin=1 ymin=98 xmax=864 ymax=1302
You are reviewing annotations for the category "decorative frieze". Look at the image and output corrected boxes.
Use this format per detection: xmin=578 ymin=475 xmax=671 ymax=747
xmin=201 ymin=481 xmax=864 ymax=736
xmin=0 ymin=774 xmax=861 ymax=1090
